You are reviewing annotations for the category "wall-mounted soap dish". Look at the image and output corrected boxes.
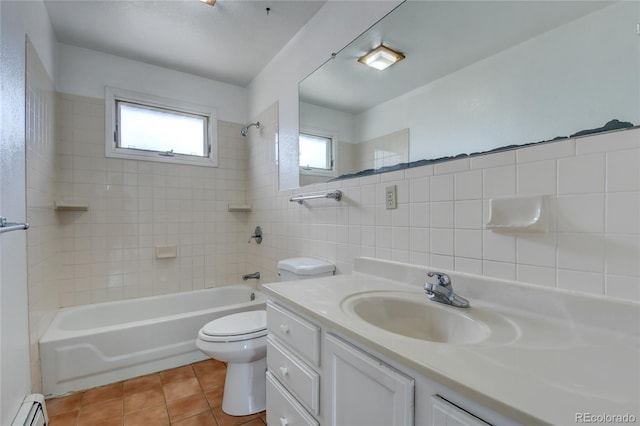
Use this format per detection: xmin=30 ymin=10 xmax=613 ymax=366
xmin=228 ymin=203 xmax=253 ymax=212
xmin=486 ymin=195 xmax=548 ymax=233
xmin=54 ymin=201 xmax=89 ymax=211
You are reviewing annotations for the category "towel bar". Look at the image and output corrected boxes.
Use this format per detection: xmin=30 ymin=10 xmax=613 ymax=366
xmin=0 ymin=216 xmax=29 ymax=234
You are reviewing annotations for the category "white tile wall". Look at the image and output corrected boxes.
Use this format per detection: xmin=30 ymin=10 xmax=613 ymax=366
xmin=26 ymin=40 xmax=58 ymax=393
xmin=249 ymin=113 xmax=640 ymax=302
xmin=26 ymin=101 xmax=640 ymax=389
xmin=54 ymin=93 xmax=251 ymax=306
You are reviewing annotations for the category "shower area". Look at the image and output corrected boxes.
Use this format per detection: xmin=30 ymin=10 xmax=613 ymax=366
xmin=23 ymin=36 xmax=281 ymax=397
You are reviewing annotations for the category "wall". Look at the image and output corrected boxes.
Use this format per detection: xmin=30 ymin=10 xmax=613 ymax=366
xmin=355 ymin=128 xmax=408 ymax=172
xmin=56 ymin=93 xmax=252 ymax=305
xmin=26 ymin=39 xmax=58 ymax=394
xmin=56 ymin=44 xmax=247 ymax=124
xmin=248 ymin=1 xmax=639 ymax=303
xmin=248 ymin=1 xmax=401 ymax=190
xmin=50 ymin=42 xmax=257 ymax=305
xmin=355 ymin=2 xmax=639 ymax=161
xmin=0 ymin=0 xmax=57 ymax=422
xmin=251 ymin=125 xmax=639 ymax=302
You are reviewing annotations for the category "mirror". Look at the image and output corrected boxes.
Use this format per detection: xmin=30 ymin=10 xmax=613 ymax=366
xmin=298 ymin=1 xmax=639 ymax=186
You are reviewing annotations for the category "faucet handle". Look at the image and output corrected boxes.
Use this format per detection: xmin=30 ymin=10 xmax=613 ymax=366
xmin=427 ymin=271 xmax=450 ymax=287
xmin=248 ymin=225 xmax=262 ymax=244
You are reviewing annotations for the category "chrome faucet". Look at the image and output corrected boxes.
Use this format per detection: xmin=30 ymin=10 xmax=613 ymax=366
xmin=242 ymin=272 xmax=260 ymax=281
xmin=424 ymin=272 xmax=470 ymax=308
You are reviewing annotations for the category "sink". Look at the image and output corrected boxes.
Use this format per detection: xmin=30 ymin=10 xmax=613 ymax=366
xmin=341 ymin=291 xmax=517 ymax=345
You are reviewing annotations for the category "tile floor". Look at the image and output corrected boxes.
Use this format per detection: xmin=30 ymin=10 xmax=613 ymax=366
xmin=45 ymin=359 xmax=266 ymax=426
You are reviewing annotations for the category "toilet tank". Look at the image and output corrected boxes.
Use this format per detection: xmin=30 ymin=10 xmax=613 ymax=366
xmin=277 ymin=257 xmax=335 ymax=281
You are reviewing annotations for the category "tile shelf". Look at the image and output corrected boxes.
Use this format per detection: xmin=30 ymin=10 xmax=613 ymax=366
xmin=228 ymin=204 xmax=253 ymax=212
xmin=54 ymin=201 xmax=89 ymax=211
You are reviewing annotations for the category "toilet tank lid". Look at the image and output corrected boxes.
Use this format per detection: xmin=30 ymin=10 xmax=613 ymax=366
xmin=277 ymin=257 xmax=335 ymax=275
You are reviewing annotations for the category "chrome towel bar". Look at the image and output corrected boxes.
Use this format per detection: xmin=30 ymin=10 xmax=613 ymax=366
xmin=0 ymin=216 xmax=29 ymax=234
xmin=290 ymin=190 xmax=342 ymax=204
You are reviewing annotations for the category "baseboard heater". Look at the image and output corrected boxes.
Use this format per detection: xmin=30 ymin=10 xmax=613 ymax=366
xmin=11 ymin=394 xmax=48 ymax=426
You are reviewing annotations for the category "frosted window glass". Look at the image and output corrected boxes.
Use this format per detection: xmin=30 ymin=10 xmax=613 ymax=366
xmin=118 ymin=102 xmax=206 ymax=157
xmin=300 ymin=133 xmax=332 ymax=170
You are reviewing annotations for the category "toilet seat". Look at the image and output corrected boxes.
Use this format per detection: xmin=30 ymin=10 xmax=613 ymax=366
xmin=199 ymin=310 xmax=267 ymax=343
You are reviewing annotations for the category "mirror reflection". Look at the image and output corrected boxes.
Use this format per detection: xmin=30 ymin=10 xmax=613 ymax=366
xmin=298 ymin=1 xmax=638 ymax=186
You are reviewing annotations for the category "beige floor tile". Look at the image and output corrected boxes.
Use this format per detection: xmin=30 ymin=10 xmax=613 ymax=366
xmin=171 ymin=410 xmax=217 ymax=426
xmin=48 ymin=410 xmax=79 ymax=426
xmin=77 ymin=398 xmax=123 ymax=426
xmin=123 ymin=405 xmax=170 ymax=426
xmin=212 ymin=407 xmax=259 ymax=426
xmin=123 ymin=373 xmax=162 ymax=396
xmin=204 ymin=387 xmax=224 ymax=408
xmin=124 ymin=386 xmax=165 ymax=414
xmin=167 ymin=393 xmax=210 ymax=422
xmin=82 ymin=382 xmax=123 ymax=406
xmin=163 ymin=377 xmax=202 ymax=401
xmin=160 ymin=365 xmax=195 ymax=384
xmin=46 ymin=392 xmax=83 ymax=417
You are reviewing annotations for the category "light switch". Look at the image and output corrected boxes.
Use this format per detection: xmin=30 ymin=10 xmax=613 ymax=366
xmin=385 ymin=185 xmax=397 ymax=209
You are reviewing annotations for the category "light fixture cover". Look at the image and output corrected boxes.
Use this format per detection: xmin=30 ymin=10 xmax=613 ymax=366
xmin=358 ymin=44 xmax=405 ymax=71
xmin=199 ymin=0 xmax=216 ymax=5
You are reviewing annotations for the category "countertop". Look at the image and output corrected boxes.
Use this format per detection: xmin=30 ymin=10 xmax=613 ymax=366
xmin=263 ymin=260 xmax=640 ymax=425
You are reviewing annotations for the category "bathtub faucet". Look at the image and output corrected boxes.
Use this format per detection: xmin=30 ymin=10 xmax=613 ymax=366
xmin=242 ymin=272 xmax=260 ymax=281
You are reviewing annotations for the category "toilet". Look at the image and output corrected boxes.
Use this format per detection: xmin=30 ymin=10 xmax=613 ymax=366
xmin=195 ymin=257 xmax=335 ymax=416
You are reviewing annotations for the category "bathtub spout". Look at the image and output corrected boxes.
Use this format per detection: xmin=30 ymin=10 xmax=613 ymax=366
xmin=242 ymin=272 xmax=260 ymax=281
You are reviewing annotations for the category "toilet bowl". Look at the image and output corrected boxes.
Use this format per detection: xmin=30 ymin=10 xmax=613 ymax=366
xmin=196 ymin=258 xmax=335 ymax=416
xmin=196 ymin=310 xmax=267 ymax=416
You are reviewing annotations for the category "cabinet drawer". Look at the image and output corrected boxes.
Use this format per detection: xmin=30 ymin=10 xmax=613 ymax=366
xmin=267 ymin=302 xmax=320 ymax=365
xmin=267 ymin=336 xmax=320 ymax=415
xmin=267 ymin=372 xmax=319 ymax=426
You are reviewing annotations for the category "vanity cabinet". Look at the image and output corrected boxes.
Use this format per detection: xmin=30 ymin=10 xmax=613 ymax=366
xmin=266 ymin=300 xmax=508 ymax=426
xmin=325 ymin=333 xmax=414 ymax=426
xmin=266 ymin=302 xmax=321 ymax=425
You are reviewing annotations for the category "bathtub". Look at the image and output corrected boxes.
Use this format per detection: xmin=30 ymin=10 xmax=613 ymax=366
xmin=40 ymin=285 xmax=266 ymax=397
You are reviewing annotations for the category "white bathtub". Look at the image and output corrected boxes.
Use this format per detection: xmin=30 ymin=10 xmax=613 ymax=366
xmin=40 ymin=285 xmax=266 ymax=397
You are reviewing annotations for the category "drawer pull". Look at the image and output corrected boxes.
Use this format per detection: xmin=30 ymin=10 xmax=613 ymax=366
xmin=280 ymin=417 xmax=289 ymax=426
xmin=279 ymin=366 xmax=288 ymax=376
xmin=280 ymin=324 xmax=289 ymax=334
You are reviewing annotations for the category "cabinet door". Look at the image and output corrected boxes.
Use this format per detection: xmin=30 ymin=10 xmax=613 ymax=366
xmin=431 ymin=396 xmax=490 ymax=426
xmin=326 ymin=334 xmax=414 ymax=426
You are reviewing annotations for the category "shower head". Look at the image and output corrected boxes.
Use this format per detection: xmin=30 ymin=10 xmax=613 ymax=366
xmin=240 ymin=121 xmax=260 ymax=137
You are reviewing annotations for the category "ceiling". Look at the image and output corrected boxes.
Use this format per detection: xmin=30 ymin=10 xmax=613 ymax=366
xmin=44 ymin=0 xmax=326 ymax=87
xmin=299 ymin=1 xmax=614 ymax=114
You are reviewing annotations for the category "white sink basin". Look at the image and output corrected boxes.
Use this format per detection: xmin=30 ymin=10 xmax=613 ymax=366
xmin=341 ymin=291 xmax=518 ymax=345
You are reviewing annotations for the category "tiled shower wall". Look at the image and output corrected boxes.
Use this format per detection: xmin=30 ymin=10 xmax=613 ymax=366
xmin=250 ymin=104 xmax=639 ymax=302
xmin=55 ymin=93 xmax=253 ymax=306
xmin=26 ymin=39 xmax=59 ymax=393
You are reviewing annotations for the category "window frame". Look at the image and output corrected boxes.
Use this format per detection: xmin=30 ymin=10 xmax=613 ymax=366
xmin=298 ymin=127 xmax=338 ymax=178
xmin=105 ymin=86 xmax=218 ymax=167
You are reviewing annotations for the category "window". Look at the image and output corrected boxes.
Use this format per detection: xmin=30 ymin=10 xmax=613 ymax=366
xmin=299 ymin=131 xmax=336 ymax=176
xmin=105 ymin=87 xmax=217 ymax=167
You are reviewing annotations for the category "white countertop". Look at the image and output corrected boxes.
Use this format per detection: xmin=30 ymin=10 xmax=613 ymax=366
xmin=263 ymin=258 xmax=640 ymax=425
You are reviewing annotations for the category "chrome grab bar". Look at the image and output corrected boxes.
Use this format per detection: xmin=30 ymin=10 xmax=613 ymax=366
xmin=0 ymin=216 xmax=29 ymax=234
xmin=290 ymin=190 xmax=342 ymax=204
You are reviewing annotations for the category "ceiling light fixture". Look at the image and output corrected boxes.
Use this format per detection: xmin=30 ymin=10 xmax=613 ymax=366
xmin=199 ymin=0 xmax=216 ymax=6
xmin=358 ymin=44 xmax=405 ymax=71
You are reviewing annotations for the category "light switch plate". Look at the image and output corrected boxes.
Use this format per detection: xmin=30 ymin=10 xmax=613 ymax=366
xmin=385 ymin=185 xmax=397 ymax=209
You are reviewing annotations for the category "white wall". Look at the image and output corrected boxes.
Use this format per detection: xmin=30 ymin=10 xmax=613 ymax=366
xmin=355 ymin=2 xmax=639 ymax=161
xmin=248 ymin=0 xmax=401 ymax=190
xmin=297 ymin=3 xmax=639 ymax=166
xmin=246 ymin=0 xmax=639 ymax=303
xmin=56 ymin=43 xmax=248 ymax=124
xmin=0 ymin=0 xmax=56 ymax=422
xmin=299 ymin=101 xmax=355 ymax=144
